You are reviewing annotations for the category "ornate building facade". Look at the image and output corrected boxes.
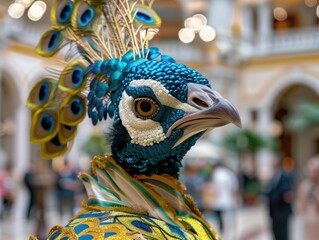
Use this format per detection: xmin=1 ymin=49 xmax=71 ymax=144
xmin=0 ymin=0 xmax=318 ymax=174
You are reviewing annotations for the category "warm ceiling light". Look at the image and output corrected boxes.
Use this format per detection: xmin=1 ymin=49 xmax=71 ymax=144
xmin=28 ymin=0 xmax=47 ymax=21
xmin=273 ymin=7 xmax=288 ymax=21
xmin=193 ymin=14 xmax=207 ymax=26
xmin=187 ymin=17 xmax=204 ymax=32
xmin=178 ymin=28 xmax=195 ymax=43
xmin=305 ymin=0 xmax=317 ymax=7
xmin=316 ymin=5 xmax=319 ymax=17
xmin=8 ymin=2 xmax=25 ymax=19
xmin=184 ymin=17 xmax=192 ymax=28
xmin=199 ymin=26 xmax=216 ymax=42
xmin=16 ymin=0 xmax=34 ymax=8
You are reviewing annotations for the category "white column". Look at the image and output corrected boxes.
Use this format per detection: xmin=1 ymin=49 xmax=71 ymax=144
xmin=207 ymin=0 xmax=234 ymax=35
xmin=242 ymin=5 xmax=253 ymax=41
xmin=258 ymin=2 xmax=272 ymax=49
xmin=258 ymin=107 xmax=272 ymax=136
xmin=14 ymin=105 xmax=30 ymax=173
xmin=256 ymin=107 xmax=273 ymax=173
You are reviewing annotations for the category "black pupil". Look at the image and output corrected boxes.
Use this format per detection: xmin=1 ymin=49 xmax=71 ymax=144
xmin=71 ymin=100 xmax=81 ymax=115
xmin=60 ymin=5 xmax=71 ymax=20
xmin=140 ymin=101 xmax=152 ymax=113
xmin=136 ymin=12 xmax=151 ymax=22
xmin=72 ymin=69 xmax=82 ymax=84
xmin=81 ymin=9 xmax=92 ymax=24
xmin=39 ymin=84 xmax=47 ymax=101
xmin=48 ymin=33 xmax=58 ymax=49
xmin=41 ymin=116 xmax=52 ymax=131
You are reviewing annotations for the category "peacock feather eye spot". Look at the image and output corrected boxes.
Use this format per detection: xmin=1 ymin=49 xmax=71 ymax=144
xmin=38 ymin=82 xmax=49 ymax=103
xmin=71 ymin=68 xmax=83 ymax=86
xmin=40 ymin=114 xmax=54 ymax=132
xmin=79 ymin=8 xmax=94 ymax=27
xmin=134 ymin=97 xmax=159 ymax=120
xmin=136 ymin=11 xmax=154 ymax=24
xmin=59 ymin=2 xmax=73 ymax=23
xmin=70 ymin=99 xmax=83 ymax=116
xmin=48 ymin=32 xmax=60 ymax=51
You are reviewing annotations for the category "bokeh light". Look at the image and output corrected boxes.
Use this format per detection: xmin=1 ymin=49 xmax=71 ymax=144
xmin=305 ymin=0 xmax=317 ymax=7
xmin=178 ymin=28 xmax=195 ymax=43
xmin=16 ymin=0 xmax=34 ymax=8
xmin=27 ymin=0 xmax=46 ymax=21
xmin=199 ymin=25 xmax=216 ymax=42
xmin=8 ymin=2 xmax=25 ymax=19
xmin=273 ymin=7 xmax=288 ymax=21
xmin=186 ymin=17 xmax=204 ymax=32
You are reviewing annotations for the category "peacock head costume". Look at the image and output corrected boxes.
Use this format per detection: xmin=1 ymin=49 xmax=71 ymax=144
xmin=27 ymin=1 xmax=241 ymax=239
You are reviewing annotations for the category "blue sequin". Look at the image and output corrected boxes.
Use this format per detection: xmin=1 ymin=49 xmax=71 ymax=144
xmin=78 ymin=211 xmax=106 ymax=219
xmin=49 ymin=230 xmax=61 ymax=240
xmin=78 ymin=235 xmax=93 ymax=240
xmin=104 ymin=232 xmax=116 ymax=238
xmin=74 ymin=224 xmax=89 ymax=234
xmin=167 ymin=223 xmax=185 ymax=238
xmin=131 ymin=220 xmax=152 ymax=233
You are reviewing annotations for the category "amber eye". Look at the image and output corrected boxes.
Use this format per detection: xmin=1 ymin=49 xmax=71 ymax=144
xmin=134 ymin=97 xmax=160 ymax=119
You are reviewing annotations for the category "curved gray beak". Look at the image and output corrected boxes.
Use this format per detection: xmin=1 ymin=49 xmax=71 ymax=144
xmin=166 ymin=83 xmax=241 ymax=148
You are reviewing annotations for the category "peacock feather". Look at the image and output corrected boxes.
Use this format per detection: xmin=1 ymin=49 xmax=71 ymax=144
xmin=28 ymin=0 xmax=162 ymax=159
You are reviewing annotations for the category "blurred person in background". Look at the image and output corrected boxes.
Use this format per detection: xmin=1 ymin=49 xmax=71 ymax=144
xmin=55 ymin=161 xmax=80 ymax=222
xmin=264 ymin=154 xmax=293 ymax=240
xmin=23 ymin=162 xmax=37 ymax=219
xmin=206 ymin=160 xmax=240 ymax=239
xmin=0 ymin=166 xmax=8 ymax=219
xmin=241 ymin=156 xmax=262 ymax=206
xmin=0 ymin=165 xmax=15 ymax=219
xmin=296 ymin=155 xmax=319 ymax=240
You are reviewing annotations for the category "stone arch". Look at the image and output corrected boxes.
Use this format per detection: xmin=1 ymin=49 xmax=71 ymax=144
xmin=265 ymin=73 xmax=319 ymax=171
xmin=260 ymin=71 xmax=319 ymax=111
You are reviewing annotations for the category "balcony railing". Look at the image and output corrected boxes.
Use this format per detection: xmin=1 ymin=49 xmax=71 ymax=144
xmin=252 ymin=26 xmax=319 ymax=56
xmin=152 ymin=41 xmax=203 ymax=63
xmin=6 ymin=19 xmax=319 ymax=62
